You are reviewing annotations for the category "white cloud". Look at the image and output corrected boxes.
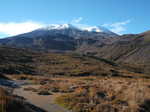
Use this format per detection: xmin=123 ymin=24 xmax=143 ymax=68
xmin=70 ymin=17 xmax=91 ymax=29
xmin=0 ymin=19 xmax=131 ymax=38
xmin=71 ymin=17 xmax=83 ymax=23
xmin=0 ymin=21 xmax=44 ymax=36
xmin=102 ymin=20 xmax=131 ymax=34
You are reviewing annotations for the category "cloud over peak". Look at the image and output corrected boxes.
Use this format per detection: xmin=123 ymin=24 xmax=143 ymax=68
xmin=71 ymin=17 xmax=83 ymax=24
xmin=102 ymin=20 xmax=131 ymax=34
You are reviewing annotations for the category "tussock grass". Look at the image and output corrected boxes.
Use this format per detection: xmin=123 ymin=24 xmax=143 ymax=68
xmin=54 ymin=77 xmax=150 ymax=112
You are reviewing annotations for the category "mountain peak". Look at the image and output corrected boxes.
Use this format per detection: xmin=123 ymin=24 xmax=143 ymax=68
xmin=41 ymin=24 xmax=79 ymax=30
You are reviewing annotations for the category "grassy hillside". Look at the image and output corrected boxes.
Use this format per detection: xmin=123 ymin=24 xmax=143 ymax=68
xmin=77 ymin=32 xmax=150 ymax=75
xmin=0 ymin=46 xmax=119 ymax=77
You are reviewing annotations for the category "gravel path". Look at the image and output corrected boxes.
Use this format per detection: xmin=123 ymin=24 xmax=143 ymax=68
xmin=13 ymin=85 xmax=71 ymax=112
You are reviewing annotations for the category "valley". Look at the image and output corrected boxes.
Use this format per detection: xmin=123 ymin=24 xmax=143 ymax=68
xmin=0 ymin=24 xmax=150 ymax=112
xmin=0 ymin=44 xmax=150 ymax=112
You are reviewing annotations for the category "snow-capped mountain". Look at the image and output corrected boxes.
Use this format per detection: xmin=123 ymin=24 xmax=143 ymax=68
xmin=34 ymin=24 xmax=117 ymax=39
xmin=0 ymin=23 xmax=118 ymax=52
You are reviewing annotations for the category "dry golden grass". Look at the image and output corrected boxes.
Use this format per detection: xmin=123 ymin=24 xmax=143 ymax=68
xmin=0 ymin=88 xmax=8 ymax=112
xmin=54 ymin=76 xmax=150 ymax=112
xmin=7 ymin=71 xmax=150 ymax=112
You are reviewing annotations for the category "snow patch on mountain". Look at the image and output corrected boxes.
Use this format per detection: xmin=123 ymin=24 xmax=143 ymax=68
xmin=42 ymin=24 xmax=79 ymax=30
xmin=81 ymin=26 xmax=115 ymax=34
xmin=82 ymin=26 xmax=103 ymax=32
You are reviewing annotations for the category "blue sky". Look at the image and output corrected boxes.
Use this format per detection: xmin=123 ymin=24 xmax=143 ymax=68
xmin=0 ymin=0 xmax=150 ymax=38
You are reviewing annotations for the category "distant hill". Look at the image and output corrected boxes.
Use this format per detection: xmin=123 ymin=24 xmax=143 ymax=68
xmin=79 ymin=31 xmax=150 ymax=74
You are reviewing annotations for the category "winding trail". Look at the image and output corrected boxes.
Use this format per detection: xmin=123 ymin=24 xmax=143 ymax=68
xmin=13 ymin=85 xmax=71 ymax=112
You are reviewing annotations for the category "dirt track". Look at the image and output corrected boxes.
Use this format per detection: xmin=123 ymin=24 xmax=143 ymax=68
xmin=13 ymin=85 xmax=71 ymax=112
